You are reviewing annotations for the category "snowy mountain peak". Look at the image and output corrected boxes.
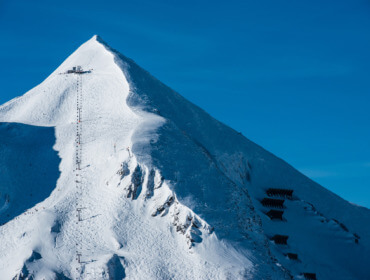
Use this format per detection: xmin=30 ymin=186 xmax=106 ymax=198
xmin=55 ymin=35 xmax=121 ymax=77
xmin=0 ymin=37 xmax=369 ymax=280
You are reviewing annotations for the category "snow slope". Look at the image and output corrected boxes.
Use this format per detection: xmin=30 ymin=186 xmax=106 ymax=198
xmin=0 ymin=35 xmax=369 ymax=280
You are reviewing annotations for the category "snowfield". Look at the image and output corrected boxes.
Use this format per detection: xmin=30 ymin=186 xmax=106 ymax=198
xmin=0 ymin=35 xmax=369 ymax=280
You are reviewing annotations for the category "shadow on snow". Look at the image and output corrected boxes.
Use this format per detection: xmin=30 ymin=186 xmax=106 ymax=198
xmin=0 ymin=122 xmax=61 ymax=225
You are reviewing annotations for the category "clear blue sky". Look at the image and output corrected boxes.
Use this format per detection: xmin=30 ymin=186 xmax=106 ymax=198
xmin=1 ymin=0 xmax=369 ymax=207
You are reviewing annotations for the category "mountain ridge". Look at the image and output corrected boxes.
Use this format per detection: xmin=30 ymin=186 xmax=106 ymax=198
xmin=0 ymin=35 xmax=369 ymax=280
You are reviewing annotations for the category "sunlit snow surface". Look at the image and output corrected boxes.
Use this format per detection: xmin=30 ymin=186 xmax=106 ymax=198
xmin=0 ymin=36 xmax=369 ymax=280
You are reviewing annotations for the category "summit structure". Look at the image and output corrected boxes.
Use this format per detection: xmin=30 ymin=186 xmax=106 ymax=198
xmin=0 ymin=36 xmax=369 ymax=280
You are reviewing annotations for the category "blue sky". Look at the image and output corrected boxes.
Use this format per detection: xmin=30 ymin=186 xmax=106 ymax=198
xmin=1 ymin=0 xmax=369 ymax=207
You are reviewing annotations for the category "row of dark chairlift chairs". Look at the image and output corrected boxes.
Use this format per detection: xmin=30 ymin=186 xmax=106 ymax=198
xmin=262 ymin=188 xmax=317 ymax=280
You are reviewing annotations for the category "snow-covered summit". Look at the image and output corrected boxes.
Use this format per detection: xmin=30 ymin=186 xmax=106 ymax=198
xmin=0 ymin=36 xmax=369 ymax=280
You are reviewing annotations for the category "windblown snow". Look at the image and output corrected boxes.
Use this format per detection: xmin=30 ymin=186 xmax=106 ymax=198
xmin=0 ymin=36 xmax=369 ymax=280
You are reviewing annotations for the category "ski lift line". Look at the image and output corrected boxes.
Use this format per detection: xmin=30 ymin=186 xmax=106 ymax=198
xmin=74 ymin=73 xmax=85 ymax=270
